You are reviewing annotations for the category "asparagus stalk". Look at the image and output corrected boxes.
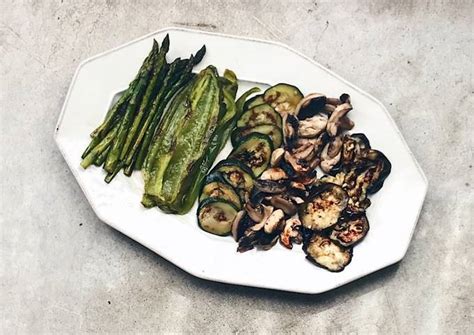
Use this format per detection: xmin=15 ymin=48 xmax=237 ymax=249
xmin=94 ymin=146 xmax=111 ymax=167
xmin=89 ymin=41 xmax=159 ymax=140
xmin=81 ymin=124 xmax=120 ymax=169
xmin=133 ymin=46 xmax=206 ymax=170
xmin=120 ymin=37 xmax=169 ymax=160
xmin=103 ymin=45 xmax=157 ymax=173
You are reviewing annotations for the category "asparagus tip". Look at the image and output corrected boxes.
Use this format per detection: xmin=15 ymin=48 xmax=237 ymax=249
xmin=193 ymin=45 xmax=206 ymax=65
xmin=162 ymin=34 xmax=170 ymax=53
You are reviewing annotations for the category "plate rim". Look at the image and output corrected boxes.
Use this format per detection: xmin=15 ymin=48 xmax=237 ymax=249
xmin=54 ymin=27 xmax=428 ymax=294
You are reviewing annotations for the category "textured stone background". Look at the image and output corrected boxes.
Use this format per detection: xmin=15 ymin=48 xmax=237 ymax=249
xmin=1 ymin=0 xmax=473 ymax=333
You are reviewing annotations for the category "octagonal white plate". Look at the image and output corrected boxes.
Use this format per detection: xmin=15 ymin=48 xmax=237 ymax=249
xmin=55 ymin=27 xmax=428 ymax=294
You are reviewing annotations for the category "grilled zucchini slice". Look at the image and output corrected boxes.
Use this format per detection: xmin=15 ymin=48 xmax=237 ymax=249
xmin=243 ymin=94 xmax=266 ymax=110
xmin=231 ymin=124 xmax=283 ymax=149
xmin=197 ymin=198 xmax=238 ymax=236
xmin=229 ymin=133 xmax=273 ymax=177
xmin=236 ymin=103 xmax=282 ymax=129
xmin=263 ymin=83 xmax=303 ymax=116
xmin=213 ymin=159 xmax=255 ymax=200
xmin=199 ymin=173 xmax=241 ymax=209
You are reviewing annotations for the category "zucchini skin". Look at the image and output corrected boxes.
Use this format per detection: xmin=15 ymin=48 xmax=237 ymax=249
xmin=263 ymin=83 xmax=303 ymax=116
xmin=243 ymin=94 xmax=265 ymax=110
xmin=236 ymin=103 xmax=282 ymax=129
xmin=231 ymin=124 xmax=283 ymax=149
xmin=199 ymin=177 xmax=242 ymax=210
xmin=230 ymin=133 xmax=273 ymax=177
xmin=197 ymin=198 xmax=238 ymax=236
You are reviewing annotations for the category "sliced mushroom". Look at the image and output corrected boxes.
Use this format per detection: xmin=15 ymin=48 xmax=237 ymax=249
xmin=270 ymin=147 xmax=285 ymax=167
xmin=298 ymin=113 xmax=328 ymax=138
xmin=284 ymin=150 xmax=311 ymax=174
xmin=320 ymin=140 xmax=342 ymax=173
xmin=327 ymin=135 xmax=343 ymax=158
xmin=280 ymin=217 xmax=302 ymax=249
xmin=339 ymin=116 xmax=354 ymax=130
xmin=231 ymin=210 xmax=247 ymax=241
xmin=269 ymin=195 xmax=297 ymax=216
xmin=326 ymin=103 xmax=352 ymax=137
xmin=264 ymin=209 xmax=285 ymax=234
xmin=324 ymin=104 xmax=336 ymax=113
xmin=339 ymin=93 xmax=351 ymax=104
xmin=295 ymin=93 xmax=327 ymax=120
xmin=237 ymin=229 xmax=259 ymax=252
xmin=290 ymin=196 xmax=305 ymax=204
xmin=254 ymin=179 xmax=287 ymax=194
xmin=290 ymin=181 xmax=306 ymax=190
xmin=245 ymin=202 xmax=264 ymax=222
xmin=250 ymin=205 xmax=274 ymax=232
xmin=326 ymin=97 xmax=341 ymax=106
xmin=284 ymin=114 xmax=299 ymax=148
xmin=293 ymin=168 xmax=318 ymax=186
xmin=258 ymin=233 xmax=280 ymax=251
xmin=260 ymin=167 xmax=288 ymax=181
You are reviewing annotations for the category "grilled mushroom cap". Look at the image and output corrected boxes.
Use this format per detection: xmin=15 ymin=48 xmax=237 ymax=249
xmin=269 ymin=195 xmax=297 ymax=216
xmin=280 ymin=217 xmax=302 ymax=249
xmin=298 ymin=113 xmax=328 ymax=138
xmin=295 ymin=93 xmax=327 ymax=120
xmin=264 ymin=209 xmax=285 ymax=234
xmin=326 ymin=103 xmax=352 ymax=137
xmin=270 ymin=147 xmax=285 ymax=167
xmin=260 ymin=167 xmax=288 ymax=181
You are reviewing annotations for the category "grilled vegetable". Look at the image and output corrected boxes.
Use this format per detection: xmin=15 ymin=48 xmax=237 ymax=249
xmin=213 ymin=159 xmax=255 ymax=201
xmin=299 ymin=183 xmax=349 ymax=231
xmin=200 ymin=173 xmax=241 ymax=209
xmin=243 ymin=94 xmax=265 ymax=110
xmin=236 ymin=103 xmax=282 ymax=129
xmin=197 ymin=198 xmax=238 ymax=236
xmin=361 ymin=150 xmax=392 ymax=194
xmin=171 ymin=70 xmax=242 ymax=213
xmin=329 ymin=213 xmax=369 ymax=247
xmin=143 ymin=66 xmax=222 ymax=212
xmin=304 ymin=235 xmax=352 ymax=272
xmin=229 ymin=133 xmax=273 ymax=177
xmin=231 ymin=124 xmax=283 ymax=149
xmin=263 ymin=83 xmax=303 ymax=116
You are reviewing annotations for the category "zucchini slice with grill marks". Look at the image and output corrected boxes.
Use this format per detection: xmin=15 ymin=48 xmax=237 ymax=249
xmin=244 ymin=94 xmax=266 ymax=110
xmin=304 ymin=234 xmax=352 ymax=272
xmin=237 ymin=103 xmax=282 ymax=129
xmin=213 ymin=159 xmax=255 ymax=200
xmin=199 ymin=172 xmax=241 ymax=209
xmin=197 ymin=198 xmax=238 ymax=236
xmin=263 ymin=83 xmax=303 ymax=116
xmin=299 ymin=183 xmax=349 ymax=231
xmin=231 ymin=124 xmax=283 ymax=149
xmin=229 ymin=133 xmax=273 ymax=177
xmin=329 ymin=213 xmax=369 ymax=247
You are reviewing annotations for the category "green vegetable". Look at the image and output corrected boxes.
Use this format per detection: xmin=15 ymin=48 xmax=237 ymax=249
xmin=104 ymin=43 xmax=157 ymax=173
xmin=143 ymin=66 xmax=222 ymax=212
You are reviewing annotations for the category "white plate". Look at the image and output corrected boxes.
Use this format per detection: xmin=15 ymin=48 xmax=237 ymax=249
xmin=55 ymin=27 xmax=428 ymax=294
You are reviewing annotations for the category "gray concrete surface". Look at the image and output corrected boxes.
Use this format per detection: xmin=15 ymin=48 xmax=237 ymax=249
xmin=1 ymin=0 xmax=473 ymax=333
